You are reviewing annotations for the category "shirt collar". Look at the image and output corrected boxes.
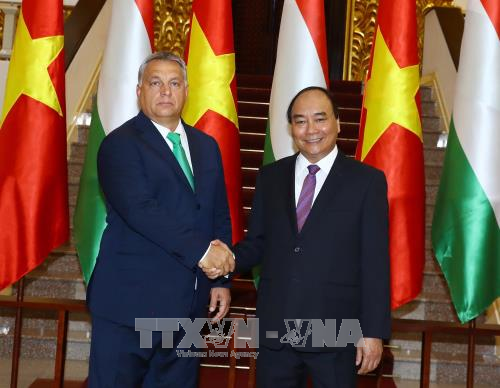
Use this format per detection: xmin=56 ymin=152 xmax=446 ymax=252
xmin=296 ymin=145 xmax=338 ymax=173
xmin=150 ymin=118 xmax=185 ymax=140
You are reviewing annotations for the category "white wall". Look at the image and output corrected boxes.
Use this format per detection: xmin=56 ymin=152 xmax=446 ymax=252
xmin=65 ymin=0 xmax=111 ymax=143
xmin=422 ymin=9 xmax=458 ymax=125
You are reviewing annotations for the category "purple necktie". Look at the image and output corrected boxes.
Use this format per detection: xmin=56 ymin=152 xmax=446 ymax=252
xmin=296 ymin=164 xmax=320 ymax=232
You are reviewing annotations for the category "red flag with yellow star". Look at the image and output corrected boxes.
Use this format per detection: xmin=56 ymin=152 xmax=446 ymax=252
xmin=183 ymin=0 xmax=243 ymax=243
xmin=356 ymin=0 xmax=425 ymax=309
xmin=0 ymin=0 xmax=68 ymax=290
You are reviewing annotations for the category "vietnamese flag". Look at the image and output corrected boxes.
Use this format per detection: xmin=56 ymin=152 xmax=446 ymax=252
xmin=356 ymin=0 xmax=425 ymax=309
xmin=0 ymin=0 xmax=69 ymax=290
xmin=183 ymin=0 xmax=243 ymax=243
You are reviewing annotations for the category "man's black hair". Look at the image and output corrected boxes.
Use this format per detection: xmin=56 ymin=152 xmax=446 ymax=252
xmin=286 ymin=86 xmax=340 ymax=124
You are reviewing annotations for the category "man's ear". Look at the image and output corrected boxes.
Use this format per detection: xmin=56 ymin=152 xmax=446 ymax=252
xmin=136 ymin=84 xmax=141 ymax=98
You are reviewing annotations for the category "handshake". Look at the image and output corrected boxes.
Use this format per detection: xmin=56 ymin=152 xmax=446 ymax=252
xmin=198 ymin=239 xmax=235 ymax=279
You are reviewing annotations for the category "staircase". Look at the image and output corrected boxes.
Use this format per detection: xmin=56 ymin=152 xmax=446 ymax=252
xmin=1 ymin=75 xmax=499 ymax=387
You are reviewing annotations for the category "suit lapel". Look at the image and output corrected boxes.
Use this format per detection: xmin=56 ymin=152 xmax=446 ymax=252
xmin=284 ymin=154 xmax=300 ymax=235
xmin=299 ymin=151 xmax=347 ymax=234
xmin=184 ymin=123 xmax=202 ymax=194
xmin=136 ymin=112 xmax=194 ymax=193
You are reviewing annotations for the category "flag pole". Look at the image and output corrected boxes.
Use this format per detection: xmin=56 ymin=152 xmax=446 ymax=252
xmin=10 ymin=277 xmax=25 ymax=388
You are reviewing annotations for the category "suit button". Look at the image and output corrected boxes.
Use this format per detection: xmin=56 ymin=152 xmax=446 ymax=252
xmin=294 ymin=247 xmax=301 ymax=253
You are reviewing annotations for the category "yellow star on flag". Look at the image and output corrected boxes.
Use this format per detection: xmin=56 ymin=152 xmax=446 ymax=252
xmin=360 ymin=28 xmax=422 ymax=161
xmin=1 ymin=11 xmax=64 ymax=125
xmin=182 ymin=14 xmax=238 ymax=128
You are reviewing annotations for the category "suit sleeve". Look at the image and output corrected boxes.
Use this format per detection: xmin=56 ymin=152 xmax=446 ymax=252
xmin=233 ymin=170 xmax=266 ymax=272
xmin=97 ymin=132 xmax=210 ymax=270
xmin=359 ymin=170 xmax=391 ymax=340
xmin=211 ymin=142 xmax=232 ymax=288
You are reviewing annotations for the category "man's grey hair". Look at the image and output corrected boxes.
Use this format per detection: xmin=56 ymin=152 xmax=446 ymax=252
xmin=137 ymin=51 xmax=188 ymax=85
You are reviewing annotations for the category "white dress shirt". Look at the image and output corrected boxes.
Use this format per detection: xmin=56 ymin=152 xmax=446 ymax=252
xmin=151 ymin=119 xmax=193 ymax=173
xmin=294 ymin=146 xmax=338 ymax=206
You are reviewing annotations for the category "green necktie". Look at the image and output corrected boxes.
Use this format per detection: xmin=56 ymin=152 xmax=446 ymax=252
xmin=167 ymin=132 xmax=195 ymax=191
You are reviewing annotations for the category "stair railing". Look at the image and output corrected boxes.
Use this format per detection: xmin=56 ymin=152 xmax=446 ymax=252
xmin=0 ymin=279 xmax=88 ymax=388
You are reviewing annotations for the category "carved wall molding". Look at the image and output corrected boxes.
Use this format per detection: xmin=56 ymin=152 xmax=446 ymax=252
xmin=154 ymin=0 xmax=192 ymax=56
xmin=0 ymin=11 xmax=4 ymax=46
xmin=0 ymin=0 xmax=458 ymax=80
xmin=346 ymin=0 xmax=454 ymax=81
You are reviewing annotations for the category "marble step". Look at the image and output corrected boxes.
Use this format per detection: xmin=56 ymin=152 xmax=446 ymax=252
xmin=0 ymin=326 xmax=90 ymax=361
xmin=424 ymin=162 xmax=444 ymax=186
xmin=424 ymin=250 xmax=443 ymax=274
xmin=0 ymin=309 xmax=90 ymax=334
xmin=426 ymin=184 xmax=439 ymax=205
xmin=422 ymin=115 xmax=443 ymax=134
xmin=75 ymin=124 xmax=90 ymax=145
xmin=68 ymin=160 xmax=84 ymax=184
xmin=23 ymin=269 xmax=85 ymax=301
xmin=421 ymin=100 xmax=438 ymax=118
xmin=390 ymin=347 xmax=500 ymax=385
xmin=422 ymin=272 xmax=451 ymax=298
xmin=390 ymin=331 xmax=495 ymax=356
xmin=394 ymin=291 xmax=457 ymax=322
xmin=38 ymin=245 xmax=80 ymax=275
xmin=420 ymin=85 xmax=433 ymax=102
xmin=424 ymin=146 xmax=445 ymax=165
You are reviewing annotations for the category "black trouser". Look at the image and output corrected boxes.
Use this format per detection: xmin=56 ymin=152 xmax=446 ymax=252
xmin=256 ymin=344 xmax=356 ymax=388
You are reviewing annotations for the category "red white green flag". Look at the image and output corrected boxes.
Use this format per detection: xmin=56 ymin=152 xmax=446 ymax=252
xmin=432 ymin=0 xmax=500 ymax=323
xmin=73 ymin=0 xmax=153 ymax=284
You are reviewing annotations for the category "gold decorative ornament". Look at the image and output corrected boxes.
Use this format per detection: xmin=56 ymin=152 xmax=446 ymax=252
xmin=154 ymin=0 xmax=193 ymax=56
xmin=0 ymin=11 xmax=4 ymax=47
xmin=345 ymin=0 xmax=379 ymax=82
xmin=63 ymin=6 xmax=73 ymax=20
xmin=344 ymin=0 xmax=454 ymax=81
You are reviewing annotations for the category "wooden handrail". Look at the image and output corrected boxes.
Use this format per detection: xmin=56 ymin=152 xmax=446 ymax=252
xmin=0 ymin=291 xmax=87 ymax=387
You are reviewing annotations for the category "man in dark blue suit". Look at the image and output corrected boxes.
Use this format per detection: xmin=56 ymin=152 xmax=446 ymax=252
xmin=87 ymin=51 xmax=235 ymax=387
xmin=208 ymin=87 xmax=391 ymax=388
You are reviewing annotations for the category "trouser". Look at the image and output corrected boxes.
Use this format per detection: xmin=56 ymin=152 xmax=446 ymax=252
xmin=88 ymin=315 xmax=200 ymax=388
xmin=256 ymin=344 xmax=356 ymax=388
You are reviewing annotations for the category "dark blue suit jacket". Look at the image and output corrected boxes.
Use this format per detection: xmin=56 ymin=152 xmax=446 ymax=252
xmin=234 ymin=152 xmax=391 ymax=351
xmin=87 ymin=111 xmax=232 ymax=327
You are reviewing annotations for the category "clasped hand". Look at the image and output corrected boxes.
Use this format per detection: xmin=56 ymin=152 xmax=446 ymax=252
xmin=198 ymin=239 xmax=235 ymax=279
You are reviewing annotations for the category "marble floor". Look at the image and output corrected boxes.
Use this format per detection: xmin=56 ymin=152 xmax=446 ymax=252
xmin=0 ymin=359 xmax=496 ymax=388
xmin=0 ymin=359 xmax=88 ymax=388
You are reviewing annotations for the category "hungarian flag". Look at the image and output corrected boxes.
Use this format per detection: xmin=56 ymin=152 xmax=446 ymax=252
xmin=0 ymin=0 xmax=68 ymax=290
xmin=432 ymin=0 xmax=500 ymax=323
xmin=251 ymin=0 xmax=328 ymax=286
xmin=356 ymin=0 xmax=425 ymax=309
xmin=183 ymin=0 xmax=243 ymax=243
xmin=264 ymin=0 xmax=329 ymax=164
xmin=73 ymin=0 xmax=153 ymax=284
